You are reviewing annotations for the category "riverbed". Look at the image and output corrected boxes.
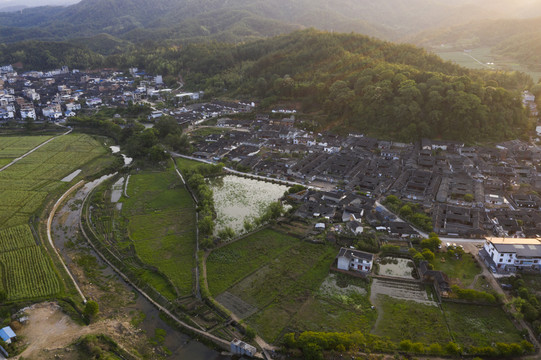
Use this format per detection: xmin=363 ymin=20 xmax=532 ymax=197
xmin=52 ymin=175 xmax=225 ymax=359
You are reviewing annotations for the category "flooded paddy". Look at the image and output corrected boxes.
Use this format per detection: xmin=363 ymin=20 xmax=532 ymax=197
xmin=208 ymin=175 xmax=288 ymax=234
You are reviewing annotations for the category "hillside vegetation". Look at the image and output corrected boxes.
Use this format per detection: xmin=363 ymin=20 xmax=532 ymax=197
xmin=1 ymin=30 xmax=532 ymax=143
xmin=178 ymin=30 xmax=531 ymax=142
xmin=1 ymin=0 xmax=540 ymax=44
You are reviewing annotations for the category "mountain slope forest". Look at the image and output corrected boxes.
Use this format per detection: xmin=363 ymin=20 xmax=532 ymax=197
xmin=1 ymin=0 xmax=540 ymax=45
xmin=0 ymin=30 xmax=532 ymax=143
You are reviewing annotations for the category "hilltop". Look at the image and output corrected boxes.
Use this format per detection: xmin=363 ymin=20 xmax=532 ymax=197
xmin=0 ymin=0 xmax=537 ymax=45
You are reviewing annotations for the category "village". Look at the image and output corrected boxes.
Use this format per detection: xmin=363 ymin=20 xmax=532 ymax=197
xmin=1 ymin=63 xmax=541 ymax=358
xmin=2 ymin=62 xmax=541 ymax=276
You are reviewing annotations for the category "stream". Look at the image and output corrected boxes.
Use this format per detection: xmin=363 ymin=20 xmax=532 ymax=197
xmin=52 ymin=175 xmax=227 ymax=359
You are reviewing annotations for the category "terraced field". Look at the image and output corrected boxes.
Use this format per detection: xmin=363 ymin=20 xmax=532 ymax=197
xmin=0 ymin=134 xmax=108 ymax=300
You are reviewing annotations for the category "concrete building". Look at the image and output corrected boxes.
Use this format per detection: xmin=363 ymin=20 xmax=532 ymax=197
xmin=481 ymin=237 xmax=541 ymax=272
xmin=336 ymin=247 xmax=373 ymax=273
xmin=230 ymin=338 xmax=257 ymax=357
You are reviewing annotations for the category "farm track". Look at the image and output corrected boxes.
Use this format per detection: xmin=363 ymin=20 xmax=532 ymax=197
xmin=0 ymin=128 xmax=71 ymax=173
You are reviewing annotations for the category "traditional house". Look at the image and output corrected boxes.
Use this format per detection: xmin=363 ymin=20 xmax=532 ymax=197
xmin=336 ymin=247 xmax=373 ymax=272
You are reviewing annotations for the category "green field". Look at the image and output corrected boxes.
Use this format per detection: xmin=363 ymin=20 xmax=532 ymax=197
xmin=175 ymin=157 xmax=208 ymax=173
xmin=0 ymin=135 xmax=52 ymax=162
xmin=442 ymin=303 xmax=523 ymax=347
xmin=0 ymin=134 xmax=107 ymax=228
xmin=207 ymin=229 xmax=376 ymax=342
xmin=434 ymin=47 xmax=541 ymax=82
xmin=432 ymin=252 xmax=481 ymax=287
xmin=0 ymin=134 xmax=108 ymax=301
xmin=122 ymin=167 xmax=196 ymax=296
xmin=373 ymin=295 xmax=451 ymax=344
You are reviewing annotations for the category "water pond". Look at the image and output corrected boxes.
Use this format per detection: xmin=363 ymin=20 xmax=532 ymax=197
xmin=208 ymin=175 xmax=288 ymax=234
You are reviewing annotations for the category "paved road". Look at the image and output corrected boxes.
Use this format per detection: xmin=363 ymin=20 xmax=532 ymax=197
xmin=170 ymin=152 xmax=316 ymax=190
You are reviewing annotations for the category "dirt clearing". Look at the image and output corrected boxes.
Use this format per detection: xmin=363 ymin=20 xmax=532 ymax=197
xmin=14 ymin=302 xmax=142 ymax=360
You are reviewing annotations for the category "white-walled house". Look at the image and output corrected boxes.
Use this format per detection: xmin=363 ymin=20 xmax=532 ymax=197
xmin=482 ymin=237 xmax=541 ymax=272
xmin=230 ymin=339 xmax=256 ymax=357
xmin=20 ymin=105 xmax=36 ymax=120
xmin=336 ymin=247 xmax=373 ymax=273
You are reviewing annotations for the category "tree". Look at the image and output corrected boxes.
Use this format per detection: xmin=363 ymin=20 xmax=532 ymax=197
xmin=399 ymin=204 xmax=413 ymax=218
xmin=84 ymin=300 xmax=99 ymax=322
xmin=464 ymin=193 xmax=474 ymax=202
xmin=198 ymin=216 xmax=214 ymax=237
xmin=422 ymin=249 xmax=435 ymax=261
xmin=155 ymin=116 xmax=180 ymax=138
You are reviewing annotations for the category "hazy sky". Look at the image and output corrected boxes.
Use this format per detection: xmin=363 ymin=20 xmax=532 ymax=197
xmin=0 ymin=0 xmax=78 ymax=8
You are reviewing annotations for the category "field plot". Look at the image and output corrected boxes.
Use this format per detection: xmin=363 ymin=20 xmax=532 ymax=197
xmin=442 ymin=303 xmax=523 ymax=347
xmin=0 ymin=134 xmax=108 ymax=300
xmin=372 ymin=295 xmax=451 ymax=344
xmin=207 ymin=229 xmax=375 ymax=342
xmin=0 ymin=135 xmax=52 ymax=162
xmin=0 ymin=224 xmax=61 ymax=300
xmin=0 ymin=246 xmax=61 ymax=300
xmin=0 ymin=134 xmax=107 ymax=228
xmin=122 ymin=167 xmax=196 ymax=296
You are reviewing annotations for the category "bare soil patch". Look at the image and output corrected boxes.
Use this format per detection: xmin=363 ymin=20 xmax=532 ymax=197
xmin=14 ymin=302 xmax=144 ymax=360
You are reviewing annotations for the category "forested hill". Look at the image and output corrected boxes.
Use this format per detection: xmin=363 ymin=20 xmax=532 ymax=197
xmin=0 ymin=0 xmax=533 ymax=44
xmin=178 ymin=30 xmax=532 ymax=143
xmin=0 ymin=30 xmax=533 ymax=143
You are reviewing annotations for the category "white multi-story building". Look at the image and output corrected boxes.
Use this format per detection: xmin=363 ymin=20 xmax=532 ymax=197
xmin=482 ymin=237 xmax=541 ymax=272
xmin=20 ymin=104 xmax=36 ymax=120
xmin=336 ymin=247 xmax=373 ymax=273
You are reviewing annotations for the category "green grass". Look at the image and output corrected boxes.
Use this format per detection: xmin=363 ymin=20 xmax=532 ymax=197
xmin=442 ymin=303 xmax=523 ymax=347
xmin=206 ymin=228 xmax=298 ymax=296
xmin=123 ymin=166 xmax=196 ymax=296
xmin=208 ymin=228 xmax=375 ymax=342
xmin=432 ymin=252 xmax=481 ymax=287
xmin=175 ymin=157 xmax=207 ymax=173
xmin=373 ymin=295 xmax=451 ymax=344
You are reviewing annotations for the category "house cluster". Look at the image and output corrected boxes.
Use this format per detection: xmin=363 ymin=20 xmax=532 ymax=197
xmin=191 ymin=114 xmax=541 ymax=244
xmin=0 ymin=63 xmax=254 ymax=126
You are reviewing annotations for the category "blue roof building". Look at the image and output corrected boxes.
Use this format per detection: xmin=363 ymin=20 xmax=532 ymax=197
xmin=0 ymin=326 xmax=16 ymax=344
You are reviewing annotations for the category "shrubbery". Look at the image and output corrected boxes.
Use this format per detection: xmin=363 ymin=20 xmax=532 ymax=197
xmin=383 ymin=195 xmax=433 ymax=231
xmin=284 ymin=331 xmax=533 ymax=358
